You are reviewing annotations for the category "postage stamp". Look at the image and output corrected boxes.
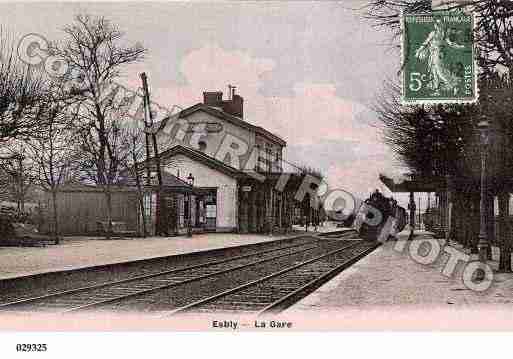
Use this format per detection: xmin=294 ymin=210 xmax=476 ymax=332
xmin=401 ymin=10 xmax=477 ymax=104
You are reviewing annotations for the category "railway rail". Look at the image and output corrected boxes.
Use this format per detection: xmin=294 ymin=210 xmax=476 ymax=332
xmin=0 ymin=235 xmax=317 ymax=303
xmin=0 ymin=237 xmax=322 ymax=312
xmin=0 ymin=236 xmax=346 ymax=312
xmin=318 ymin=228 xmax=358 ymax=238
xmin=0 ymin=231 xmax=373 ymax=314
xmin=166 ymin=240 xmax=378 ymax=315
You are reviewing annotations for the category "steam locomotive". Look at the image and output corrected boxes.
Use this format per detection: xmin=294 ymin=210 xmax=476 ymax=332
xmin=354 ymin=190 xmax=407 ymax=241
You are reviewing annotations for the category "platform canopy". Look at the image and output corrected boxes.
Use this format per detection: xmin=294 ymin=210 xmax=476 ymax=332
xmin=379 ymin=174 xmax=445 ymax=193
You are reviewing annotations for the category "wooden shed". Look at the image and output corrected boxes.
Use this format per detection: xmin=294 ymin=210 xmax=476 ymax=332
xmin=43 ymin=183 xmax=140 ymax=235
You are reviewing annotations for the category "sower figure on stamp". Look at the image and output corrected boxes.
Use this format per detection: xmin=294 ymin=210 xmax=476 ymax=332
xmin=415 ymin=20 xmax=465 ymax=96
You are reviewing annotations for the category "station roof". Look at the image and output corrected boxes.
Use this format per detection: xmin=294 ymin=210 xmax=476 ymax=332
xmin=379 ymin=174 xmax=444 ymax=193
xmin=156 ymin=103 xmax=286 ymax=147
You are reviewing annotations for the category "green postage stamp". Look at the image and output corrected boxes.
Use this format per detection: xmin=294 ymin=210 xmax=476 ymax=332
xmin=401 ymin=10 xmax=476 ymax=104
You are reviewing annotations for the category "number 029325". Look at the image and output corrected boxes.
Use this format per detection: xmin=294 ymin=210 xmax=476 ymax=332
xmin=16 ymin=344 xmax=48 ymax=352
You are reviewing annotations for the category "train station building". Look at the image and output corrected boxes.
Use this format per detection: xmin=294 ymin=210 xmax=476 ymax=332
xmin=49 ymin=90 xmax=320 ymax=236
xmin=141 ymin=89 xmax=319 ymax=235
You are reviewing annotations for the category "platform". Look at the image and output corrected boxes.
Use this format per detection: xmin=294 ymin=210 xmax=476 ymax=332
xmin=0 ymin=232 xmax=304 ymax=281
xmin=289 ymin=229 xmax=513 ymax=311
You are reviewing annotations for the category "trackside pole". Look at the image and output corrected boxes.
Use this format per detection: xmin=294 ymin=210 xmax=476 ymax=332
xmin=408 ymin=191 xmax=416 ymax=240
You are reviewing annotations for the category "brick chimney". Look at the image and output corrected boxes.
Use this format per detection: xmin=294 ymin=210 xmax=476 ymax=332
xmin=202 ymin=90 xmax=244 ymax=118
xmin=222 ymin=94 xmax=243 ymax=118
xmin=203 ymin=91 xmax=223 ymax=107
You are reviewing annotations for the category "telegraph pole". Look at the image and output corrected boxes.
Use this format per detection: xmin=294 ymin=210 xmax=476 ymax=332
xmin=142 ymin=95 xmax=152 ymax=186
xmin=140 ymin=72 xmax=164 ymax=235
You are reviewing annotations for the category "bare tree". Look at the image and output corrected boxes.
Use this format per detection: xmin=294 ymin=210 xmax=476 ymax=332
xmin=0 ymin=29 xmax=47 ymax=142
xmin=0 ymin=144 xmax=34 ymax=213
xmin=362 ymin=0 xmax=513 ymax=75
xmin=363 ymin=1 xmax=513 ymax=269
xmin=24 ymin=91 xmax=79 ymax=243
xmin=55 ymin=14 xmax=147 ymax=239
xmin=374 ymin=74 xmax=513 ymax=266
xmin=123 ymin=123 xmax=148 ymax=237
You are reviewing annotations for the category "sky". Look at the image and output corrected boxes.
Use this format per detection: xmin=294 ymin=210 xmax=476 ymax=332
xmin=0 ymin=1 xmax=419 ymax=206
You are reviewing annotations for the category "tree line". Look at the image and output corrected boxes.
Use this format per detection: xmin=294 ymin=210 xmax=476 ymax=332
xmin=0 ymin=14 xmax=151 ymax=240
xmin=363 ymin=0 xmax=513 ymax=271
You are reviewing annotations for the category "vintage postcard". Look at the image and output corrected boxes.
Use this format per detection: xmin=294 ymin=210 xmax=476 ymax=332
xmin=0 ymin=0 xmax=513 ymax=356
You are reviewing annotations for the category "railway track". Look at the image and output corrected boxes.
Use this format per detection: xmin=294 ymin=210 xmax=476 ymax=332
xmin=0 ymin=230 xmax=371 ymax=314
xmin=318 ymin=229 xmax=358 ymax=239
xmin=0 ymin=236 xmax=354 ymax=313
xmin=0 ymin=235 xmax=318 ymax=303
xmin=166 ymin=240 xmax=378 ymax=315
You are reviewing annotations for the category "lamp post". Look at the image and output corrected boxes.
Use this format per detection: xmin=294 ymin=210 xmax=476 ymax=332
xmin=408 ymin=192 xmax=415 ymax=239
xmin=407 ymin=173 xmax=416 ymax=240
xmin=431 ymin=113 xmax=446 ymax=237
xmin=477 ymin=119 xmax=490 ymax=264
xmin=186 ymin=173 xmax=195 ymax=237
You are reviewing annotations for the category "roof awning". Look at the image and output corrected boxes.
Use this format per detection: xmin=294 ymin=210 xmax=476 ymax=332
xmin=379 ymin=174 xmax=444 ymax=193
xmin=238 ymin=172 xmax=321 ymax=193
